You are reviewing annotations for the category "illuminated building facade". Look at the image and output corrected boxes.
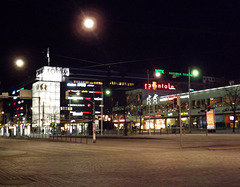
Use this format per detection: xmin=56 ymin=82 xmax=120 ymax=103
xmin=30 ymin=66 xmax=136 ymax=134
xmin=60 ymin=82 xmax=102 ymax=134
xmin=0 ymin=65 xmax=232 ymax=136
xmin=125 ymin=84 xmax=240 ymax=132
xmin=32 ymin=66 xmax=69 ymax=133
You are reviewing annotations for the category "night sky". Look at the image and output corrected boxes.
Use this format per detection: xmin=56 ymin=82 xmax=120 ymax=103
xmin=1 ymin=1 xmax=240 ymax=91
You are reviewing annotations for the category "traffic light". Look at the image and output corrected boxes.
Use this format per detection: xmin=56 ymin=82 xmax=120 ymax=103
xmin=207 ymin=105 xmax=211 ymax=111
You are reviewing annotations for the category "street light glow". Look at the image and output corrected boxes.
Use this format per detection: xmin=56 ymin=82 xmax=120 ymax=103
xmin=105 ymin=90 xmax=111 ymax=95
xmin=192 ymin=69 xmax=199 ymax=77
xmin=73 ymin=9 xmax=104 ymax=40
xmin=155 ymin=72 xmax=161 ymax=78
xmin=84 ymin=18 xmax=95 ymax=29
xmin=15 ymin=59 xmax=24 ymax=68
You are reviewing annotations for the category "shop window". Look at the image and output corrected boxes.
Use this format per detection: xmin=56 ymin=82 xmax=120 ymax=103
xmin=157 ymin=105 xmax=161 ymax=112
xmin=167 ymin=103 xmax=173 ymax=112
xmin=192 ymin=100 xmax=196 ymax=109
xmin=210 ymin=97 xmax=222 ymax=107
xmin=149 ymin=105 xmax=154 ymax=113
xmin=195 ymin=100 xmax=201 ymax=109
xmin=181 ymin=102 xmax=187 ymax=110
xmin=223 ymin=96 xmax=231 ymax=106
xmin=155 ymin=105 xmax=158 ymax=113
xmin=173 ymin=101 xmax=178 ymax=110
xmin=143 ymin=106 xmax=147 ymax=114
xmin=200 ymin=99 xmax=205 ymax=108
xmin=158 ymin=104 xmax=165 ymax=112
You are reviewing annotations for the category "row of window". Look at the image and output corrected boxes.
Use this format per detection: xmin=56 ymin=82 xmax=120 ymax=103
xmin=132 ymin=97 xmax=232 ymax=115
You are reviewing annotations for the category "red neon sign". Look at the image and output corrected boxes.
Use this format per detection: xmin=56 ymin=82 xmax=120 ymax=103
xmin=144 ymin=82 xmax=175 ymax=90
xmin=95 ymin=91 xmax=102 ymax=94
xmin=81 ymin=111 xmax=91 ymax=114
xmin=168 ymin=96 xmax=177 ymax=101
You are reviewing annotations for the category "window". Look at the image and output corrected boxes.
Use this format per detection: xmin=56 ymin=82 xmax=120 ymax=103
xmin=155 ymin=105 xmax=158 ymax=113
xmin=210 ymin=97 xmax=222 ymax=107
xmin=200 ymin=99 xmax=205 ymax=108
xmin=150 ymin=105 xmax=154 ymax=113
xmin=181 ymin=102 xmax=187 ymax=110
xmin=192 ymin=100 xmax=196 ymax=109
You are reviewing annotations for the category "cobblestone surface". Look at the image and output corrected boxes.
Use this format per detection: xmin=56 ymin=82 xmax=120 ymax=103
xmin=1 ymin=134 xmax=240 ymax=186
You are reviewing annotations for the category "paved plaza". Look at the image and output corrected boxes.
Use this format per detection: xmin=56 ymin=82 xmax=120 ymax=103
xmin=0 ymin=134 xmax=240 ymax=186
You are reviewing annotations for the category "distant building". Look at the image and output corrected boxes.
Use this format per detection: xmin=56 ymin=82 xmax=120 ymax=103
xmin=0 ymin=65 xmax=237 ymax=136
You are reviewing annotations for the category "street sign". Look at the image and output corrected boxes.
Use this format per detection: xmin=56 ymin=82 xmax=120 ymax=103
xmin=20 ymin=89 xmax=32 ymax=99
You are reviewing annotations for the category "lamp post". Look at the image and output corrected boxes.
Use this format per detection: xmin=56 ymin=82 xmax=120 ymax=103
xmin=92 ymin=100 xmax=96 ymax=143
xmin=100 ymin=87 xmax=111 ymax=135
xmin=80 ymin=16 xmax=97 ymax=141
xmin=147 ymin=69 xmax=151 ymax=136
xmin=177 ymin=95 xmax=182 ymax=148
xmin=146 ymin=69 xmax=162 ymax=136
xmin=154 ymin=70 xmax=162 ymax=135
xmin=188 ymin=67 xmax=199 ymax=133
xmin=188 ymin=67 xmax=191 ymax=133
xmin=100 ymin=84 xmax=103 ymax=135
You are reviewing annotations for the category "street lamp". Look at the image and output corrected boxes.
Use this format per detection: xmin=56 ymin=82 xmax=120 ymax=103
xmin=83 ymin=18 xmax=95 ymax=29
xmin=146 ymin=69 xmax=162 ymax=136
xmin=100 ymin=87 xmax=112 ymax=136
xmin=15 ymin=59 xmax=24 ymax=68
xmin=105 ymin=89 xmax=111 ymax=96
xmin=188 ymin=67 xmax=199 ymax=133
xmin=81 ymin=16 xmax=97 ymax=32
xmin=155 ymin=72 xmax=161 ymax=78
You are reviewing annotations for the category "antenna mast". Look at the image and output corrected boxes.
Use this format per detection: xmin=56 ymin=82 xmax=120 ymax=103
xmin=47 ymin=47 xmax=50 ymax=66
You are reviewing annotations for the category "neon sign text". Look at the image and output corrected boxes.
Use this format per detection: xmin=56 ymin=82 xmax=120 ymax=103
xmin=144 ymin=82 xmax=175 ymax=90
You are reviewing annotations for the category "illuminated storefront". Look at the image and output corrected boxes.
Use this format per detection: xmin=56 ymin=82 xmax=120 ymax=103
xmin=140 ymin=84 xmax=240 ymax=130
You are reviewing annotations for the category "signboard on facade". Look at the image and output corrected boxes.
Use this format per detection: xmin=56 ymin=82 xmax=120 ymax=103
xmin=206 ymin=109 xmax=216 ymax=130
xmin=20 ymin=89 xmax=32 ymax=99
xmin=144 ymin=81 xmax=175 ymax=90
xmin=36 ymin=66 xmax=69 ymax=82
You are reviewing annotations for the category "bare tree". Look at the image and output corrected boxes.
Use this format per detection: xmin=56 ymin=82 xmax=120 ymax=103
xmin=224 ymin=86 xmax=240 ymax=132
